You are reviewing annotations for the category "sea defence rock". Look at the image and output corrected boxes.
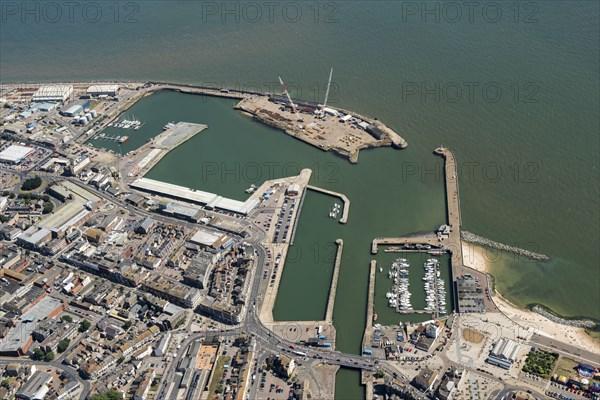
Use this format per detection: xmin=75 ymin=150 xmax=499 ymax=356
xmin=461 ymin=231 xmax=550 ymax=262
xmin=531 ymin=305 xmax=597 ymax=329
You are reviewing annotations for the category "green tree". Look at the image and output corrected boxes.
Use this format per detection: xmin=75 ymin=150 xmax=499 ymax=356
xmin=57 ymin=338 xmax=70 ymax=353
xmin=1 ymin=379 xmax=10 ymax=389
xmin=42 ymin=202 xmax=54 ymax=214
xmin=31 ymin=347 xmax=44 ymax=361
xmin=44 ymin=351 xmax=55 ymax=361
xmin=21 ymin=176 xmax=42 ymax=191
xmin=61 ymin=315 xmax=73 ymax=323
xmin=79 ymin=319 xmax=91 ymax=332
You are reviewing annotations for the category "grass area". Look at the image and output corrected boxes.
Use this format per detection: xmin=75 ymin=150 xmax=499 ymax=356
xmin=208 ymin=355 xmax=230 ymax=398
xmin=554 ymin=356 xmax=579 ymax=378
xmin=462 ymin=328 xmax=484 ymax=344
xmin=149 ymin=375 xmax=162 ymax=392
xmin=522 ymin=349 xmax=559 ymax=379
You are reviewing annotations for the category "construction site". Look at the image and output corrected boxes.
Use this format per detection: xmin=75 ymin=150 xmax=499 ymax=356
xmin=236 ymin=70 xmax=407 ymax=163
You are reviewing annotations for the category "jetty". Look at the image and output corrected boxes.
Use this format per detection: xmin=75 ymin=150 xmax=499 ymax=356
xmin=325 ymin=239 xmax=344 ymax=323
xmin=307 ymin=185 xmax=350 ymax=223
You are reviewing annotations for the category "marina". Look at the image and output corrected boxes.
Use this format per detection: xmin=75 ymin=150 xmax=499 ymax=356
xmin=93 ymin=132 xmax=129 ymax=143
xmin=307 ymin=185 xmax=350 ymax=223
xmin=109 ymin=116 xmax=144 ymax=130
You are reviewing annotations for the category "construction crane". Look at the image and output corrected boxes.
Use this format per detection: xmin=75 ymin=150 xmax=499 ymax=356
xmin=322 ymin=67 xmax=334 ymax=109
xmin=278 ymin=76 xmax=298 ymax=113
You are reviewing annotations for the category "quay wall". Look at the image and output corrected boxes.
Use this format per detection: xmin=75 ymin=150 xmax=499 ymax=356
xmin=325 ymin=239 xmax=344 ymax=323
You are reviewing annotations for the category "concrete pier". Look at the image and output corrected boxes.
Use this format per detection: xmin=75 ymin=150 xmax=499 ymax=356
xmin=433 ymin=147 xmax=464 ymax=276
xmin=307 ymin=185 xmax=350 ymax=223
xmin=362 ymin=260 xmax=377 ymax=351
xmin=325 ymin=239 xmax=344 ymax=323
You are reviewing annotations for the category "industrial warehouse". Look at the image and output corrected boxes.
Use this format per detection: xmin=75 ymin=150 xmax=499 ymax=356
xmin=0 ymin=145 xmax=35 ymax=164
xmin=131 ymin=177 xmax=260 ymax=215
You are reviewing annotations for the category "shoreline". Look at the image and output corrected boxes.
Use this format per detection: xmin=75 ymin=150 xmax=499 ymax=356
xmin=462 ymin=243 xmax=600 ymax=353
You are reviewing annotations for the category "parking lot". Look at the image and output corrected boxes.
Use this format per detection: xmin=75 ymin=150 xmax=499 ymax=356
xmin=256 ymin=369 xmax=292 ymax=400
xmin=273 ymin=197 xmax=296 ymax=244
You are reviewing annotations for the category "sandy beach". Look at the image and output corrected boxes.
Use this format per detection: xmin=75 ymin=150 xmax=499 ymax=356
xmin=462 ymin=243 xmax=600 ymax=354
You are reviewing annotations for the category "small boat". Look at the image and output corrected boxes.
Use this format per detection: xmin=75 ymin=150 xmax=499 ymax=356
xmin=373 ymin=313 xmax=378 ymax=321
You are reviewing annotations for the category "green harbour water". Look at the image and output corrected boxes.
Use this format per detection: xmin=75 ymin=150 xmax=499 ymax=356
xmin=2 ymin=2 xmax=599 ymax=398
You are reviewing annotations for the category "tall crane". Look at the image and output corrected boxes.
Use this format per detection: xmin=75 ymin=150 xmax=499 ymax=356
xmin=323 ymin=68 xmax=334 ymax=109
xmin=278 ymin=76 xmax=297 ymax=113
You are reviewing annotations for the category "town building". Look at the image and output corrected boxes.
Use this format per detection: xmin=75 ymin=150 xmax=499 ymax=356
xmin=412 ymin=368 xmax=439 ymax=392
xmin=486 ymin=338 xmax=521 ymax=369
xmin=16 ymin=370 xmax=52 ymax=400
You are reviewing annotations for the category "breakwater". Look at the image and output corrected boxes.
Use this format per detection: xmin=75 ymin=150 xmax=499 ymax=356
xmin=461 ymin=231 xmax=550 ymax=262
xmin=530 ymin=304 xmax=598 ymax=330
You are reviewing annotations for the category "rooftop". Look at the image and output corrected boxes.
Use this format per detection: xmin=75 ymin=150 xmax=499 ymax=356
xmin=0 ymin=145 xmax=34 ymax=163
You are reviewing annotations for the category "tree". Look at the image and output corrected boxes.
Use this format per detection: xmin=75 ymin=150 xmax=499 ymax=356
xmin=61 ymin=315 xmax=73 ymax=323
xmin=375 ymin=370 xmax=385 ymax=378
xmin=57 ymin=338 xmax=70 ymax=353
xmin=122 ymin=320 xmax=132 ymax=330
xmin=21 ymin=176 xmax=42 ymax=191
xmin=42 ymin=202 xmax=54 ymax=214
xmin=79 ymin=319 xmax=91 ymax=332
xmin=31 ymin=347 xmax=45 ymax=361
xmin=1 ymin=379 xmax=10 ymax=389
xmin=44 ymin=351 xmax=55 ymax=361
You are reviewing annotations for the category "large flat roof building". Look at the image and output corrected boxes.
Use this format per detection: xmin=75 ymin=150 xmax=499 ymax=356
xmin=0 ymin=145 xmax=35 ymax=164
xmin=60 ymin=100 xmax=90 ymax=117
xmin=32 ymin=85 xmax=73 ymax=103
xmin=87 ymin=84 xmax=119 ymax=96
xmin=16 ymin=370 xmax=52 ymax=400
xmin=132 ymin=178 xmax=259 ymax=215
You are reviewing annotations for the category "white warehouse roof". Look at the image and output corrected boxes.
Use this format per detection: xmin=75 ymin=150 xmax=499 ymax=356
xmin=131 ymin=178 xmax=259 ymax=215
xmin=87 ymin=84 xmax=119 ymax=94
xmin=0 ymin=144 xmax=35 ymax=163
xmin=32 ymin=85 xmax=73 ymax=102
